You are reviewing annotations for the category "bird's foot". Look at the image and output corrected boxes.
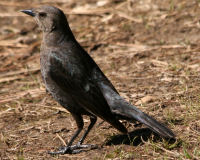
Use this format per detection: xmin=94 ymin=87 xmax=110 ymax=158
xmin=48 ymin=143 xmax=98 ymax=155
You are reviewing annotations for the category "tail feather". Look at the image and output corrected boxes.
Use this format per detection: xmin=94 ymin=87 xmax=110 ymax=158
xmin=131 ymin=107 xmax=175 ymax=138
xmin=98 ymin=82 xmax=175 ymax=138
xmin=115 ymin=103 xmax=175 ymax=138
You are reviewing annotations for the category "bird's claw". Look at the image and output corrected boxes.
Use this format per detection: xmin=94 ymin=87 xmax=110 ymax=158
xmin=48 ymin=146 xmax=72 ymax=155
xmin=48 ymin=144 xmax=98 ymax=155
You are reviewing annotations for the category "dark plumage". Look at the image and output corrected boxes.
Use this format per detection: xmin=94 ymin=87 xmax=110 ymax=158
xmin=21 ymin=6 xmax=175 ymax=154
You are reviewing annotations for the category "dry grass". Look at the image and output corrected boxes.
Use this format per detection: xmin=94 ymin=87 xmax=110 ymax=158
xmin=0 ymin=0 xmax=200 ymax=159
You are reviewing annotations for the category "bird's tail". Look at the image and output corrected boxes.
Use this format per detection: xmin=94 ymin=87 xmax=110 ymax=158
xmin=98 ymin=81 xmax=175 ymax=138
xmin=129 ymin=105 xmax=174 ymax=138
xmin=115 ymin=102 xmax=175 ymax=138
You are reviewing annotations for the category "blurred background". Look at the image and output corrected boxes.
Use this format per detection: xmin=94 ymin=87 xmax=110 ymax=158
xmin=0 ymin=0 xmax=200 ymax=159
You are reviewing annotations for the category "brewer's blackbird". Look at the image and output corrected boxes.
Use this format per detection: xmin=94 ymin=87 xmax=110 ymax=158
xmin=21 ymin=6 xmax=175 ymax=154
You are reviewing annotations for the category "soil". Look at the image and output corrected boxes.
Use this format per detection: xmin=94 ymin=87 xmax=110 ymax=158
xmin=0 ymin=0 xmax=200 ymax=159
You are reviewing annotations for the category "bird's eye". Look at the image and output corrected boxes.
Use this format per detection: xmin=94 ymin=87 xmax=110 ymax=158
xmin=39 ymin=12 xmax=47 ymax=17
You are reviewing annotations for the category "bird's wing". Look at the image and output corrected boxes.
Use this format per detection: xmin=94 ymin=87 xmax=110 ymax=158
xmin=96 ymin=71 xmax=175 ymax=138
xmin=48 ymin=51 xmax=117 ymax=121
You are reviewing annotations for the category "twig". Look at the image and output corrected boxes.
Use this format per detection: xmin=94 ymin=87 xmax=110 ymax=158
xmin=64 ymin=8 xmax=112 ymax=16
xmin=0 ymin=76 xmax=24 ymax=83
xmin=56 ymin=133 xmax=67 ymax=146
xmin=0 ymin=39 xmax=28 ymax=47
xmin=140 ymin=136 xmax=180 ymax=158
xmin=117 ymin=11 xmax=143 ymax=23
xmin=0 ymin=88 xmax=45 ymax=104
xmin=0 ymin=68 xmax=40 ymax=78
xmin=42 ymin=105 xmax=70 ymax=114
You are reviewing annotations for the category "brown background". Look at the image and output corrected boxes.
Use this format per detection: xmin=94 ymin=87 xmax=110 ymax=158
xmin=0 ymin=0 xmax=200 ymax=159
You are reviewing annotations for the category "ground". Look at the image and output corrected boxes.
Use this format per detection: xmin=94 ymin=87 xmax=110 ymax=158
xmin=0 ymin=0 xmax=200 ymax=159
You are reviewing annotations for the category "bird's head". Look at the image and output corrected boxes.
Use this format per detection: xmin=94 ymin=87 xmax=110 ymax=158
xmin=21 ymin=6 xmax=68 ymax=33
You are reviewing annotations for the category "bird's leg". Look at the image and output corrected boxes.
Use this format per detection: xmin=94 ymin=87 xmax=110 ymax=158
xmin=69 ymin=116 xmax=98 ymax=153
xmin=48 ymin=114 xmax=84 ymax=155
xmin=78 ymin=116 xmax=97 ymax=145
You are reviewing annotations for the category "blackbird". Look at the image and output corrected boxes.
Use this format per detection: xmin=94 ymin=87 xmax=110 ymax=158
xmin=21 ymin=6 xmax=175 ymax=154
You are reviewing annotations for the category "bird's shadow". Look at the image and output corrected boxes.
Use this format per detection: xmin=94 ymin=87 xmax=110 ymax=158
xmin=105 ymin=128 xmax=175 ymax=146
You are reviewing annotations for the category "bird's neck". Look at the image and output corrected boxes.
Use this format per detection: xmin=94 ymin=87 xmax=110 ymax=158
xmin=42 ymin=28 xmax=75 ymax=46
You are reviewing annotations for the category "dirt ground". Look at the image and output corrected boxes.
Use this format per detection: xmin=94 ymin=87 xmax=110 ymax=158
xmin=0 ymin=0 xmax=200 ymax=159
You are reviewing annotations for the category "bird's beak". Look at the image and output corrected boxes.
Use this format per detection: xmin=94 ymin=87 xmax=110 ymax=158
xmin=20 ymin=9 xmax=35 ymax=17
